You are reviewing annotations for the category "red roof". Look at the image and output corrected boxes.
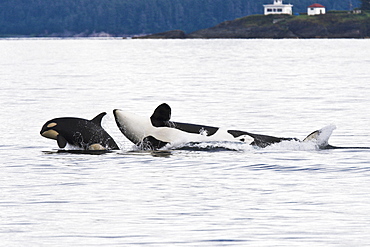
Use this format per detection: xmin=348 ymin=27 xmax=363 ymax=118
xmin=309 ymin=3 xmax=325 ymax=8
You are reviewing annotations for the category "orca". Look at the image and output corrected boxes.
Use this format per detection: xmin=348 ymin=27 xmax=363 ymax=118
xmin=113 ymin=103 xmax=340 ymax=150
xmin=40 ymin=112 xmax=119 ymax=150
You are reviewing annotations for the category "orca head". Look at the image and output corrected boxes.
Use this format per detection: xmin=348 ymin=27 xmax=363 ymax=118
xmin=114 ymin=104 xmax=178 ymax=149
xmin=40 ymin=121 xmax=60 ymax=140
xmin=40 ymin=119 xmax=70 ymax=148
xmin=150 ymin=103 xmax=172 ymax=127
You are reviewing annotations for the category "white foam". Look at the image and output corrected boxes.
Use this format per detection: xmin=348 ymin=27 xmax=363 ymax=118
xmin=161 ymin=139 xmax=323 ymax=152
xmin=64 ymin=143 xmax=84 ymax=150
xmin=165 ymin=141 xmax=252 ymax=152
xmin=262 ymin=140 xmax=318 ymax=151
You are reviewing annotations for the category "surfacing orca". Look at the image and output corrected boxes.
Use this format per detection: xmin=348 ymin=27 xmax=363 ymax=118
xmin=113 ymin=103 xmax=339 ymax=150
xmin=40 ymin=112 xmax=119 ymax=150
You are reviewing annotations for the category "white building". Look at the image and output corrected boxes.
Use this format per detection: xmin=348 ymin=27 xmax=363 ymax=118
xmin=307 ymin=3 xmax=326 ymax=15
xmin=263 ymin=0 xmax=293 ymax=15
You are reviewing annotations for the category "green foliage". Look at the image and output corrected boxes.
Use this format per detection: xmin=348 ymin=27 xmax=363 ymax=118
xmin=0 ymin=0 xmax=361 ymax=36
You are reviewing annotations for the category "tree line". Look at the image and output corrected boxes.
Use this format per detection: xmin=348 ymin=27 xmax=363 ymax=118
xmin=0 ymin=0 xmax=361 ymax=36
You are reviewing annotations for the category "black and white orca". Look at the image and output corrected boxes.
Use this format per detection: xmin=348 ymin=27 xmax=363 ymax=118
xmin=40 ymin=112 xmax=119 ymax=150
xmin=113 ymin=103 xmax=339 ymax=150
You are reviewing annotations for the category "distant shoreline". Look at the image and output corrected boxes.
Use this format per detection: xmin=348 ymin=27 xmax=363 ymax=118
xmin=2 ymin=12 xmax=370 ymax=40
xmin=134 ymin=12 xmax=370 ymax=39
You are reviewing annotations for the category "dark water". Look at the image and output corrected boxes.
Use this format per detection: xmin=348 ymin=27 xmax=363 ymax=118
xmin=1 ymin=38 xmax=370 ymax=246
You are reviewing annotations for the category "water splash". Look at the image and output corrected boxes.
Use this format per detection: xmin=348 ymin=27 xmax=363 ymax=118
xmin=163 ymin=139 xmax=321 ymax=152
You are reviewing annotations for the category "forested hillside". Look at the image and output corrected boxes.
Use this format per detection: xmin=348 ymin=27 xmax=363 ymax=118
xmin=0 ymin=0 xmax=360 ymax=36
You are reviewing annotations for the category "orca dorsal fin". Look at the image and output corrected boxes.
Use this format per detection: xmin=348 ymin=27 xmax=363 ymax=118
xmin=303 ymin=124 xmax=336 ymax=148
xmin=91 ymin=112 xmax=107 ymax=126
xmin=303 ymin=130 xmax=320 ymax=142
xmin=150 ymin=103 xmax=171 ymax=127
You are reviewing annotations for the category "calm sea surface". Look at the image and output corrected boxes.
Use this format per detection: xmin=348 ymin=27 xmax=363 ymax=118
xmin=1 ymin=38 xmax=370 ymax=246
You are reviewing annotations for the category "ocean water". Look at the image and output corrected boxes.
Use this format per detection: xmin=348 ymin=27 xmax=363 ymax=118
xmin=1 ymin=38 xmax=370 ymax=246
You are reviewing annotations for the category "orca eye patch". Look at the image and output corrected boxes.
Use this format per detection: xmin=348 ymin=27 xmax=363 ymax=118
xmin=47 ymin=122 xmax=57 ymax=128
